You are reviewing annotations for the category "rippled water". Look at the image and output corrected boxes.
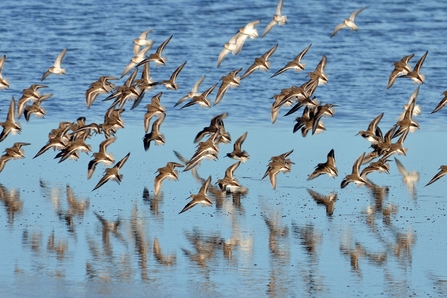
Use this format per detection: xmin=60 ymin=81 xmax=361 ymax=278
xmin=1 ymin=0 xmax=447 ymax=297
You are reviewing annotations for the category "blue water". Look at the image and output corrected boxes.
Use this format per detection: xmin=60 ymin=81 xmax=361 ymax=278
xmin=1 ymin=0 xmax=447 ymax=297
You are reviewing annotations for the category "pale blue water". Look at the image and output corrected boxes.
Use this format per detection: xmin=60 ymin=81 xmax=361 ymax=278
xmin=1 ymin=0 xmax=447 ymax=297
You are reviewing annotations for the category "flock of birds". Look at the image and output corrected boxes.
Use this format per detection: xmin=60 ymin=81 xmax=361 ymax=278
xmin=0 ymin=0 xmax=446 ymax=215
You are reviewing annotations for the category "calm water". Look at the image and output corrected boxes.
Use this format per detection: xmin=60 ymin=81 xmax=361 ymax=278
xmin=1 ymin=0 xmax=447 ymax=297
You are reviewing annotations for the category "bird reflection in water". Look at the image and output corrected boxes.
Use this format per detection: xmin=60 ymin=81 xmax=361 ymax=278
xmin=39 ymin=182 xmax=90 ymax=237
xmin=394 ymin=229 xmax=416 ymax=266
xmin=39 ymin=178 xmax=61 ymax=210
xmin=261 ymin=205 xmax=290 ymax=298
xmin=65 ymin=185 xmax=89 ymax=217
xmin=142 ymin=186 xmax=164 ymax=221
xmin=293 ymin=223 xmax=321 ymax=259
xmin=262 ymin=209 xmax=289 ymax=259
xmin=426 ymin=272 xmax=447 ymax=297
xmin=84 ymin=208 xmax=137 ymax=281
xmin=131 ymin=205 xmax=150 ymax=280
xmin=47 ymin=230 xmax=68 ymax=260
xmin=182 ymin=228 xmax=221 ymax=269
xmin=363 ymin=182 xmax=397 ymax=226
xmin=306 ymin=188 xmax=337 ymax=217
xmin=94 ymin=211 xmax=126 ymax=255
xmin=21 ymin=229 xmax=69 ymax=277
xmin=231 ymin=186 xmax=248 ymax=211
xmin=153 ymin=237 xmax=176 ymax=266
xmin=0 ymin=183 xmax=23 ymax=225
xmin=340 ymin=232 xmax=387 ymax=277
xmin=292 ymin=223 xmax=326 ymax=296
xmin=22 ymin=229 xmax=42 ymax=253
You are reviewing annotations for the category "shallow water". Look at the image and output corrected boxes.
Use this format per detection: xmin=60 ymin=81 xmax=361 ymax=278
xmin=1 ymin=0 xmax=447 ymax=297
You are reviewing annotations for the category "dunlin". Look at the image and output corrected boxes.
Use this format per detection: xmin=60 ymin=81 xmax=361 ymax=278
xmin=214 ymin=68 xmax=242 ymax=105
xmin=233 ymin=20 xmax=262 ymax=54
xmin=293 ymin=106 xmax=325 ymax=137
xmin=340 ymin=152 xmax=368 ymax=188
xmin=387 ymin=53 xmax=414 ymax=89
xmin=401 ymin=50 xmax=428 ymax=84
xmin=133 ymin=29 xmax=154 ymax=48
xmin=307 ymin=149 xmax=338 ymax=180
xmin=393 ymin=95 xmax=419 ymax=138
xmin=143 ymin=113 xmax=166 ymax=151
xmin=180 ymin=83 xmax=217 ymax=109
xmin=18 ymin=84 xmax=48 ymax=118
xmin=33 ymin=122 xmax=71 ymax=159
xmin=194 ymin=112 xmax=229 ymax=143
xmin=154 ymin=162 xmax=184 ymax=196
xmin=55 ymin=136 xmax=92 ymax=163
xmin=262 ymin=159 xmax=292 ymax=190
xmin=381 ymin=130 xmax=408 ymax=160
xmin=121 ymin=45 xmax=153 ymax=78
xmin=360 ymin=158 xmax=391 ymax=179
xmin=271 ymin=43 xmax=311 ymax=78
xmin=330 ymin=7 xmax=366 ymax=38
xmin=276 ymin=80 xmax=319 ymax=112
xmin=431 ymin=91 xmax=447 ymax=114
xmin=262 ymin=150 xmax=294 ymax=190
xmin=184 ymin=136 xmax=220 ymax=172
xmin=87 ymin=137 xmax=116 ymax=179
xmin=307 ymin=55 xmax=328 ymax=85
xmin=217 ymin=161 xmax=242 ymax=193
xmin=262 ymin=0 xmax=287 ymax=38
xmin=175 ymin=75 xmax=206 ymax=107
xmin=0 ymin=55 xmax=9 ymax=89
xmin=158 ymin=61 xmax=187 ymax=90
xmin=23 ymin=93 xmax=52 ymax=121
xmin=0 ymin=97 xmax=21 ymax=142
xmin=398 ymin=86 xmax=421 ymax=119
xmin=375 ymin=126 xmax=395 ymax=157
xmin=179 ymin=175 xmax=213 ymax=214
xmin=0 ymin=142 xmax=30 ymax=172
xmin=137 ymin=35 xmax=173 ymax=67
xmin=226 ymin=131 xmax=249 ymax=162
xmin=143 ymin=92 xmax=166 ymax=133
xmin=241 ymin=44 xmax=278 ymax=80
xmin=92 ymin=152 xmax=131 ymax=191
xmin=41 ymin=48 xmax=68 ymax=81
xmin=239 ymin=20 xmax=261 ymax=38
xmin=357 ymin=113 xmax=384 ymax=144
xmin=217 ymin=32 xmax=243 ymax=67
xmin=425 ymin=165 xmax=447 ymax=187
xmin=131 ymin=62 xmax=159 ymax=109
xmin=85 ymin=76 xmax=118 ymax=108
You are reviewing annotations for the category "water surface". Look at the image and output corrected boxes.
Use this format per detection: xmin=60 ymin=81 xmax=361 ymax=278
xmin=1 ymin=0 xmax=447 ymax=297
